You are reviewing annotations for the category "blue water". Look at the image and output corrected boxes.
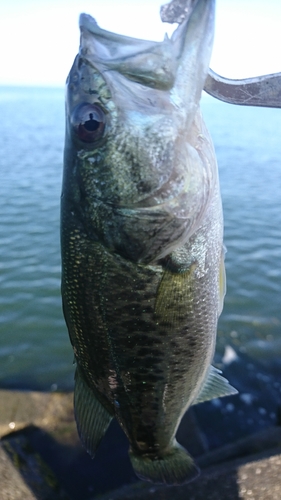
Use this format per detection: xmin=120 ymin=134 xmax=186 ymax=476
xmin=0 ymin=87 xmax=72 ymax=390
xmin=0 ymin=86 xmax=281 ymax=396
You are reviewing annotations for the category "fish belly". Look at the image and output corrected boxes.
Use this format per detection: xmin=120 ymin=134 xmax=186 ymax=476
xmin=61 ymin=180 xmax=222 ymax=484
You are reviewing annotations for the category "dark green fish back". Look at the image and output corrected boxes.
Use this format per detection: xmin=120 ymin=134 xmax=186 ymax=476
xmin=61 ymin=181 xmax=221 ymax=449
xmin=61 ymin=0 xmax=237 ymax=485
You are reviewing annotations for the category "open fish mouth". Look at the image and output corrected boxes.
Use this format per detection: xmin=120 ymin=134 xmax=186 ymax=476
xmin=78 ymin=0 xmax=215 ymax=93
xmin=78 ymin=13 xmax=177 ymax=91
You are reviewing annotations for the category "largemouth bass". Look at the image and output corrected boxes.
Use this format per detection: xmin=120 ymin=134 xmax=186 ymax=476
xmin=61 ymin=0 xmax=237 ymax=485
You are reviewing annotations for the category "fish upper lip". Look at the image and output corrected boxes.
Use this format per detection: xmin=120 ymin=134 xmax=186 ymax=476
xmin=79 ymin=13 xmax=166 ymax=45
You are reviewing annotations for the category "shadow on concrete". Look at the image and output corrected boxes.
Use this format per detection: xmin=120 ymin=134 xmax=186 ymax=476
xmin=1 ymin=422 xmax=137 ymax=500
xmin=3 ymin=422 xmax=281 ymax=500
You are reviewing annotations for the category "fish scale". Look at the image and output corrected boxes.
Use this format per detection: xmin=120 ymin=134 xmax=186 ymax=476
xmin=61 ymin=0 xmax=237 ymax=485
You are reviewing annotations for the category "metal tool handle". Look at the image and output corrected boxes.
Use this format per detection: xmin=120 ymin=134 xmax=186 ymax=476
xmin=160 ymin=0 xmax=281 ymax=108
xmin=204 ymin=69 xmax=281 ymax=108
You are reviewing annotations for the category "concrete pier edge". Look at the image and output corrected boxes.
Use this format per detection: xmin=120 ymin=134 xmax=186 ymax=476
xmin=1 ymin=389 xmax=281 ymax=500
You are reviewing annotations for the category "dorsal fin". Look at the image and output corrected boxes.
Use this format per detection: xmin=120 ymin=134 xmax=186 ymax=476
xmin=74 ymin=366 xmax=113 ymax=457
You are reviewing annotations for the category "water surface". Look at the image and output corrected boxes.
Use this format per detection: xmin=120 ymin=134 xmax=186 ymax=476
xmin=0 ymin=86 xmax=280 ymax=397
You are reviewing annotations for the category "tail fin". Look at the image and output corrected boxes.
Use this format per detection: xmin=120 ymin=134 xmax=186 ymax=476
xmin=129 ymin=441 xmax=199 ymax=485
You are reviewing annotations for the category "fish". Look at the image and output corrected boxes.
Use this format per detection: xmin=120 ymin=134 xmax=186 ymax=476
xmin=61 ymin=0 xmax=237 ymax=486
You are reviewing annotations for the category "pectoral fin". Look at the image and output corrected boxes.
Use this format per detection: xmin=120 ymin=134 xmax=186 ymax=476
xmin=192 ymin=365 xmax=238 ymax=405
xmin=74 ymin=366 xmax=113 ymax=457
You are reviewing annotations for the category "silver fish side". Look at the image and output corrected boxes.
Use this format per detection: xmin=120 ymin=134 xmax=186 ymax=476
xmin=61 ymin=0 xmax=237 ymax=485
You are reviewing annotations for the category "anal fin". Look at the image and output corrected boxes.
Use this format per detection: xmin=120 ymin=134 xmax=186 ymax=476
xmin=74 ymin=366 xmax=113 ymax=457
xmin=192 ymin=365 xmax=238 ymax=405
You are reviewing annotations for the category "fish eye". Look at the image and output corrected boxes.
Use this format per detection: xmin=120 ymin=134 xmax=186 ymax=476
xmin=71 ymin=102 xmax=106 ymax=143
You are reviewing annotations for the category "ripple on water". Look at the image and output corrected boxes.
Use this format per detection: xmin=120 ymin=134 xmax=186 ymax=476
xmin=0 ymin=89 xmax=280 ymax=391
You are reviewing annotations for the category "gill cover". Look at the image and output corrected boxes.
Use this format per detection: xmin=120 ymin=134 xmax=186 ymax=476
xmin=65 ymin=0 xmax=217 ymax=264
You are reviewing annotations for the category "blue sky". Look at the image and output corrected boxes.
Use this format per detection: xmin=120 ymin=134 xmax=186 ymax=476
xmin=1 ymin=0 xmax=281 ymax=87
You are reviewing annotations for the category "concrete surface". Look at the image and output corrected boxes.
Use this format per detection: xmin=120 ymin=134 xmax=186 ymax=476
xmin=1 ymin=389 xmax=281 ymax=500
xmin=0 ymin=389 xmax=76 ymax=443
xmin=97 ymin=449 xmax=281 ymax=500
xmin=0 ymin=434 xmax=69 ymax=500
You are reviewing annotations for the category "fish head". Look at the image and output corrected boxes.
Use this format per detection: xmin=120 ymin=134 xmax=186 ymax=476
xmin=63 ymin=0 xmax=216 ymax=262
